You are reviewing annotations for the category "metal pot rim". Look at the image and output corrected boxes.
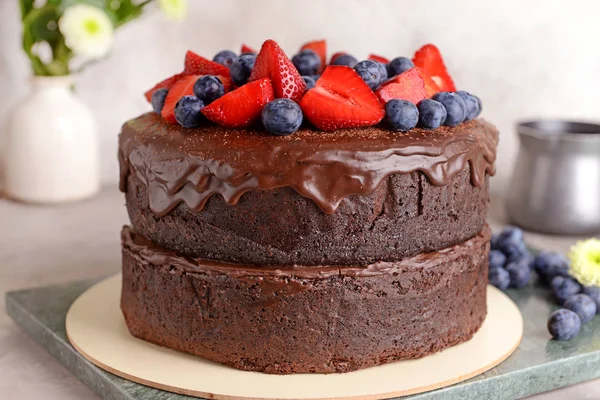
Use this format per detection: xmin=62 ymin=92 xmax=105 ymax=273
xmin=517 ymin=120 xmax=600 ymax=142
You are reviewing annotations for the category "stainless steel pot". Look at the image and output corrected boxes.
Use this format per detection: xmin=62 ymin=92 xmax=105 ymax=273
xmin=507 ymin=120 xmax=600 ymax=235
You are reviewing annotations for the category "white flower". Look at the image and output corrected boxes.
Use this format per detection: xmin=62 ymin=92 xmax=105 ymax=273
xmin=59 ymin=4 xmax=114 ymax=59
xmin=159 ymin=0 xmax=187 ymax=21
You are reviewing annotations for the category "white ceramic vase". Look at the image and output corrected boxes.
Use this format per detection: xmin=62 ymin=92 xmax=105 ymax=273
xmin=4 ymin=76 xmax=100 ymax=203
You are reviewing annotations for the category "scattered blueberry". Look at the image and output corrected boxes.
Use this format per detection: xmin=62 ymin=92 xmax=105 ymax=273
xmin=174 ymin=96 xmax=205 ymax=128
xmin=292 ymin=49 xmax=321 ymax=76
xmin=548 ymin=309 xmax=581 ymax=340
xmin=564 ymin=294 xmax=597 ymax=323
xmin=416 ymin=99 xmax=447 ymax=130
xmin=583 ymin=286 xmax=600 ymax=313
xmin=489 ymin=249 xmax=507 ymax=270
xmin=354 ymin=60 xmax=386 ymax=90
xmin=431 ymin=92 xmax=467 ymax=126
xmin=151 ymin=88 xmax=169 ymax=114
xmin=491 ymin=233 xmax=502 ymax=250
xmin=489 ymin=267 xmax=511 ymax=291
xmin=534 ymin=251 xmax=570 ymax=282
xmin=302 ymin=76 xmax=316 ymax=90
xmin=261 ymin=99 xmax=303 ymax=135
xmin=193 ymin=75 xmax=224 ymax=104
xmin=330 ymin=54 xmax=358 ymax=68
xmin=230 ymin=53 xmax=256 ymax=86
xmin=551 ymin=275 xmax=582 ymax=304
xmin=456 ymin=90 xmax=480 ymax=121
xmin=213 ymin=50 xmax=238 ymax=68
xmin=387 ymin=56 xmax=415 ymax=77
xmin=505 ymin=260 xmax=532 ymax=288
xmin=385 ymin=100 xmax=419 ymax=132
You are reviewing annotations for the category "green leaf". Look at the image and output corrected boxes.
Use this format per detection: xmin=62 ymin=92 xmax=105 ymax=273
xmin=19 ymin=0 xmax=35 ymax=20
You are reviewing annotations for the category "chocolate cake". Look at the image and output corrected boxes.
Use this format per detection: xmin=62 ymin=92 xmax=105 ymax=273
xmin=119 ymin=39 xmax=499 ymax=374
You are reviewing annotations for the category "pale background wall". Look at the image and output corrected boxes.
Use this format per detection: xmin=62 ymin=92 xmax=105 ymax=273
xmin=2 ymin=0 xmax=600 ymax=195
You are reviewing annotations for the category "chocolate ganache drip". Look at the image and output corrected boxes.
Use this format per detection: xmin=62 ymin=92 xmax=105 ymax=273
xmin=119 ymin=113 xmax=498 ymax=216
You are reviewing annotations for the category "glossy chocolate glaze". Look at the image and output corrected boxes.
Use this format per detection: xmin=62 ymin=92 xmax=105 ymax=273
xmin=119 ymin=113 xmax=498 ymax=215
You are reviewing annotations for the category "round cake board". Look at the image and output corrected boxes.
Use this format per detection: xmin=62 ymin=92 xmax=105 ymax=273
xmin=66 ymin=275 xmax=523 ymax=400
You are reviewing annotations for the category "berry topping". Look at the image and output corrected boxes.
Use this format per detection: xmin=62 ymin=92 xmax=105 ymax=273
xmin=416 ymin=99 xmax=446 ymax=130
xmin=213 ymin=50 xmax=238 ymax=68
xmin=354 ymin=60 xmax=386 ymax=90
xmin=201 ymin=78 xmax=274 ymax=128
xmin=302 ymin=76 xmax=316 ymax=90
xmin=412 ymin=44 xmax=456 ymax=92
xmin=230 ymin=53 xmax=256 ymax=86
xmin=250 ymin=40 xmax=306 ymax=102
xmin=329 ymin=52 xmax=347 ymax=65
xmin=300 ymin=40 xmax=326 ymax=73
xmin=564 ymin=294 xmax=597 ymax=324
xmin=151 ymin=88 xmax=169 ymax=114
xmin=505 ymin=260 xmax=531 ymax=288
xmin=261 ymin=98 xmax=303 ymax=136
xmin=548 ymin=309 xmax=581 ymax=340
xmin=417 ymin=68 xmax=441 ymax=97
xmin=385 ymin=99 xmax=418 ymax=132
xmin=161 ymin=74 xmax=201 ymax=124
xmin=300 ymin=65 xmax=384 ymax=131
xmin=387 ymin=56 xmax=415 ymax=77
xmin=456 ymin=90 xmax=481 ymax=120
xmin=431 ymin=92 xmax=466 ymax=126
xmin=193 ymin=75 xmax=225 ymax=104
xmin=292 ymin=49 xmax=321 ymax=76
xmin=241 ymin=44 xmax=257 ymax=55
xmin=368 ymin=54 xmax=389 ymax=64
xmin=144 ymin=72 xmax=185 ymax=102
xmin=489 ymin=267 xmax=510 ymax=291
xmin=174 ymin=96 xmax=205 ymax=128
xmin=330 ymin=54 xmax=358 ymax=68
xmin=489 ymin=249 xmax=507 ymax=270
xmin=376 ymin=68 xmax=427 ymax=105
xmin=551 ymin=276 xmax=582 ymax=304
xmin=184 ymin=50 xmax=231 ymax=77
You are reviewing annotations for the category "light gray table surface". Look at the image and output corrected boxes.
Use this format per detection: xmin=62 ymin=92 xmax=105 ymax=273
xmin=0 ymin=186 xmax=598 ymax=399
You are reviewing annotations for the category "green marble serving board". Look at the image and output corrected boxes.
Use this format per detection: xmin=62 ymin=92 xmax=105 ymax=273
xmin=5 ymin=276 xmax=600 ymax=400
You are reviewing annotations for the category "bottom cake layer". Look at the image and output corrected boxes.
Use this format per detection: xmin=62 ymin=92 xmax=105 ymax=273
xmin=120 ymin=226 xmax=490 ymax=374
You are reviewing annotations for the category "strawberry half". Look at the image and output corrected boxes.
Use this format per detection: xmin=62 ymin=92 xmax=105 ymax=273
xmin=300 ymin=65 xmax=384 ymax=131
xmin=412 ymin=44 xmax=456 ymax=92
xmin=369 ymin=54 xmax=389 ymax=64
xmin=161 ymin=75 xmax=201 ymax=124
xmin=241 ymin=44 xmax=256 ymax=54
xmin=202 ymin=78 xmax=274 ymax=128
xmin=416 ymin=68 xmax=441 ymax=97
xmin=184 ymin=50 xmax=231 ymax=78
xmin=144 ymin=72 xmax=185 ymax=102
xmin=330 ymin=52 xmax=347 ymax=65
xmin=301 ymin=40 xmax=327 ymax=73
xmin=376 ymin=68 xmax=427 ymax=105
xmin=249 ymin=40 xmax=306 ymax=102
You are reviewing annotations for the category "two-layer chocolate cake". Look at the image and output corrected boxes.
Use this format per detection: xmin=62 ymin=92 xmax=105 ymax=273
xmin=119 ymin=39 xmax=498 ymax=374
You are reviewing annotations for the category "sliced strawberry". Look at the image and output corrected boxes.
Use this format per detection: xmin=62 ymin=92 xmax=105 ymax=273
xmin=416 ymin=67 xmax=441 ymax=97
xmin=300 ymin=40 xmax=327 ymax=73
xmin=329 ymin=52 xmax=347 ymax=65
xmin=412 ymin=44 xmax=456 ymax=92
xmin=300 ymin=66 xmax=384 ymax=131
xmin=161 ymin=75 xmax=200 ymax=124
xmin=241 ymin=44 xmax=256 ymax=54
xmin=215 ymin=75 xmax=233 ymax=92
xmin=249 ymin=40 xmax=306 ymax=102
xmin=144 ymin=72 xmax=185 ymax=102
xmin=201 ymin=78 xmax=274 ymax=128
xmin=184 ymin=50 xmax=231 ymax=78
xmin=369 ymin=54 xmax=389 ymax=64
xmin=375 ymin=68 xmax=427 ymax=105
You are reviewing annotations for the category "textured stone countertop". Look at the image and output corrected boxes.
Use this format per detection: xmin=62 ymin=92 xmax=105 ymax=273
xmin=0 ymin=186 xmax=598 ymax=399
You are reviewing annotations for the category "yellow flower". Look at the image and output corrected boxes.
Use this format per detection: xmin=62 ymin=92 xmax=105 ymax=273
xmin=159 ymin=0 xmax=188 ymax=20
xmin=569 ymin=238 xmax=600 ymax=287
xmin=59 ymin=4 xmax=114 ymax=59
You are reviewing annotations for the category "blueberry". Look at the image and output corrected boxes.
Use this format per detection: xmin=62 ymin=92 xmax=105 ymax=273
xmin=583 ymin=286 xmax=600 ymax=313
xmin=489 ymin=250 xmax=507 ymax=270
xmin=387 ymin=57 xmax=415 ymax=77
xmin=551 ymin=276 xmax=582 ymax=304
xmin=534 ymin=251 xmax=570 ymax=282
xmin=230 ymin=54 xmax=256 ymax=86
xmin=174 ymin=95 xmax=205 ymax=128
xmin=431 ymin=92 xmax=467 ymax=127
xmin=456 ymin=90 xmax=480 ymax=121
xmin=564 ymin=294 xmax=597 ymax=323
xmin=491 ymin=233 xmax=502 ymax=250
xmin=416 ymin=99 xmax=447 ymax=129
xmin=489 ymin=267 xmax=510 ymax=291
xmin=193 ymin=75 xmax=224 ymax=104
xmin=354 ymin=60 xmax=386 ymax=90
xmin=261 ymin=99 xmax=303 ymax=135
xmin=548 ymin=309 xmax=581 ymax=340
xmin=474 ymin=95 xmax=483 ymax=117
xmin=213 ymin=50 xmax=238 ymax=68
xmin=330 ymin=54 xmax=358 ymax=68
xmin=151 ymin=88 xmax=169 ymax=114
xmin=302 ymin=76 xmax=316 ymax=90
xmin=292 ymin=49 xmax=321 ymax=76
xmin=376 ymin=61 xmax=388 ymax=82
xmin=385 ymin=99 xmax=418 ymax=132
xmin=505 ymin=260 xmax=531 ymax=288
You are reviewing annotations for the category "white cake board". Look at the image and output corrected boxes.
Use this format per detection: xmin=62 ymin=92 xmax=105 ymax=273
xmin=66 ymin=275 xmax=523 ymax=400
